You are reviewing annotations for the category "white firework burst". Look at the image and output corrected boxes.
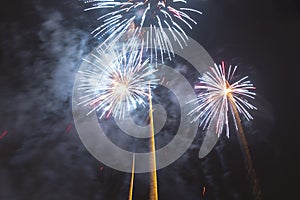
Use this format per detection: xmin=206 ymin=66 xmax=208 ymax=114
xmin=188 ymin=61 xmax=257 ymax=137
xmin=77 ymin=40 xmax=159 ymax=119
xmin=84 ymin=0 xmax=202 ymax=62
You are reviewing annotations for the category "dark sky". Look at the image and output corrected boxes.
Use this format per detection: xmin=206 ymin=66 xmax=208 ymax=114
xmin=0 ymin=0 xmax=300 ymax=200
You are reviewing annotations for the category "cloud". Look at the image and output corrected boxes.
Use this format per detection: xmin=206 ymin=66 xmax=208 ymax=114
xmin=0 ymin=3 xmax=106 ymax=199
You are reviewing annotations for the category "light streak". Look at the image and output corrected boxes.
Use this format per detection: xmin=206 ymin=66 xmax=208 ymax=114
xmin=65 ymin=124 xmax=72 ymax=133
xmin=128 ymin=154 xmax=135 ymax=200
xmin=0 ymin=130 xmax=8 ymax=139
xmin=229 ymin=97 xmax=263 ymax=200
xmin=149 ymin=84 xmax=158 ymax=200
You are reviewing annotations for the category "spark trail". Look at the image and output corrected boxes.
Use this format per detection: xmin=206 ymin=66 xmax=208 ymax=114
xmin=128 ymin=154 xmax=135 ymax=200
xmin=0 ymin=130 xmax=8 ymax=139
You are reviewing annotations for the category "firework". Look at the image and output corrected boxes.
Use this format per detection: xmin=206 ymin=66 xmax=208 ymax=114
xmin=188 ymin=61 xmax=257 ymax=137
xmin=189 ymin=61 xmax=262 ymax=199
xmin=77 ymin=40 xmax=158 ymax=119
xmin=84 ymin=0 xmax=202 ymax=62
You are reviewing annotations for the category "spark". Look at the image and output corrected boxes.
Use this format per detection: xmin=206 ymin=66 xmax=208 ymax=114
xmin=0 ymin=130 xmax=8 ymax=139
xmin=65 ymin=124 xmax=72 ymax=133
xmin=77 ymin=40 xmax=159 ymax=119
xmin=188 ymin=61 xmax=257 ymax=137
xmin=84 ymin=0 xmax=202 ymax=62
xmin=202 ymin=186 xmax=206 ymax=196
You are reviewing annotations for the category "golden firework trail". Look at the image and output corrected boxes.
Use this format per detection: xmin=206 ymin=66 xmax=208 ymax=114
xmin=228 ymin=94 xmax=262 ymax=200
xmin=128 ymin=154 xmax=135 ymax=200
xmin=148 ymin=84 xmax=158 ymax=200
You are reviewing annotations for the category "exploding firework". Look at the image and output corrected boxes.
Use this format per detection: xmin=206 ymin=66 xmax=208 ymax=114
xmin=77 ymin=40 xmax=158 ymax=119
xmin=188 ymin=61 xmax=257 ymax=137
xmin=189 ymin=61 xmax=262 ymax=199
xmin=84 ymin=0 xmax=202 ymax=62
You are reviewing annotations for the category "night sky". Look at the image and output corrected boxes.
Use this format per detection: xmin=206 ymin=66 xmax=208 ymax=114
xmin=1 ymin=0 xmax=300 ymax=200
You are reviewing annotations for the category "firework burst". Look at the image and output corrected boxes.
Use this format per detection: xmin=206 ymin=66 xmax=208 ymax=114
xmin=77 ymin=40 xmax=158 ymax=119
xmin=188 ymin=61 xmax=257 ymax=137
xmin=84 ymin=0 xmax=202 ymax=62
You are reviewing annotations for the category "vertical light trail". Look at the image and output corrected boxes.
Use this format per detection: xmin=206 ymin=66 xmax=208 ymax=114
xmin=149 ymin=84 xmax=158 ymax=200
xmin=128 ymin=154 xmax=135 ymax=200
xmin=228 ymin=94 xmax=262 ymax=200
